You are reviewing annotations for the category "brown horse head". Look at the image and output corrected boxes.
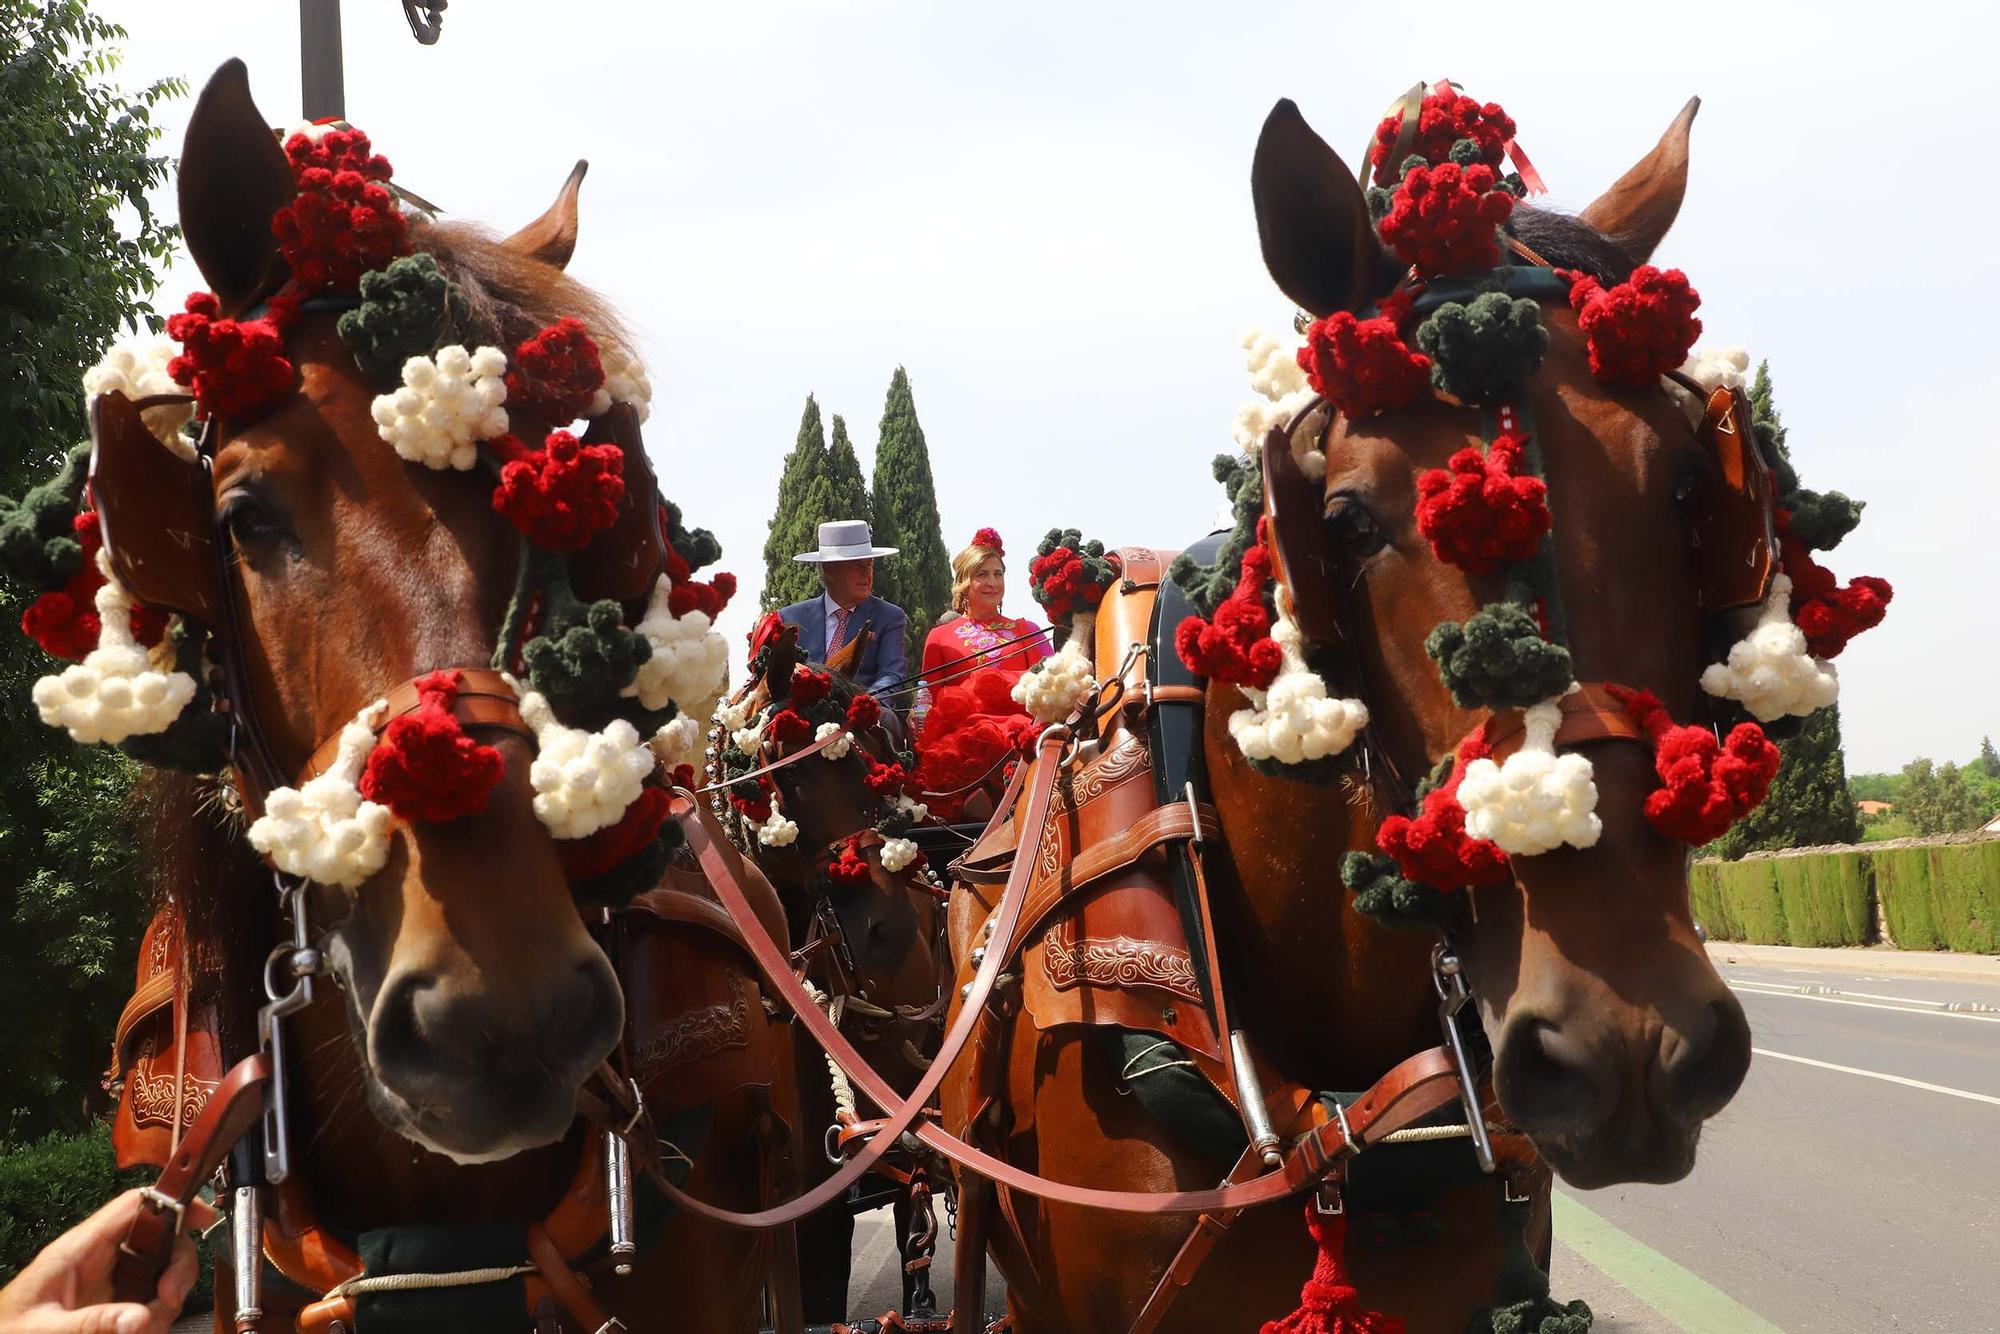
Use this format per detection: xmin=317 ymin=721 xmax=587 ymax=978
xmin=1249 ymin=97 xmax=1748 ymax=1187
xmin=175 ymin=62 xmax=630 ymax=1162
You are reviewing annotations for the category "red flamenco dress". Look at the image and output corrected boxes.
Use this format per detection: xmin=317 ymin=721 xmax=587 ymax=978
xmin=912 ymin=614 xmax=1050 ymax=820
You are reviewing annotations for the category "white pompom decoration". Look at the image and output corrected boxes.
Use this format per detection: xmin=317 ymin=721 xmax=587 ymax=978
xmin=1012 ymin=641 xmax=1096 ymax=724
xmin=1226 ymin=593 xmax=1368 ymax=766
xmin=591 ymin=341 xmax=653 ymax=423
xmin=715 ymin=696 xmax=753 ymax=735
xmin=879 ymin=837 xmax=921 ymax=874
xmin=816 ymin=721 xmax=854 ymax=760
xmin=1231 ymin=328 xmax=1317 ymax=459
xmin=84 ymin=334 xmax=195 ymax=458
xmin=246 ymin=700 xmax=394 ymax=888
xmin=652 ymin=713 xmax=705 ymax=772
xmin=892 ymin=793 xmax=929 ymax=823
xmin=1679 ymin=345 xmax=1750 ymax=396
xmin=1457 ymin=691 xmax=1602 ymax=856
xmin=32 ymin=557 xmax=197 ymax=745
xmin=624 ymin=585 xmax=728 ymax=713
xmin=370 ymin=344 xmax=509 ymax=471
xmin=514 ymin=682 xmax=653 ymax=839
xmin=757 ymin=802 xmax=799 ymax=847
xmin=1700 ymin=574 xmax=1839 ymax=722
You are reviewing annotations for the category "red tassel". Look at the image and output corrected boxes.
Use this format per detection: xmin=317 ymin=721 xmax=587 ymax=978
xmin=1607 ymin=684 xmax=1779 ymax=844
xmin=1261 ymin=1203 xmax=1406 ymax=1334
xmin=1174 ymin=541 xmax=1283 ymax=689
xmin=1778 ymin=513 xmax=1890 ymax=659
xmin=826 ymin=834 xmax=873 ymax=890
xmin=359 ymin=670 xmax=505 ymax=822
xmin=166 ymin=291 xmax=296 ymax=422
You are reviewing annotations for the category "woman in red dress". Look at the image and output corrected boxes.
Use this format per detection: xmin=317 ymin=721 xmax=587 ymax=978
xmin=912 ymin=528 xmax=1050 ymax=819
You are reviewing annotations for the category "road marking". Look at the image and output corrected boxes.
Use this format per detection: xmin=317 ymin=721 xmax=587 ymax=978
xmin=1728 ymin=982 xmax=2000 ymax=1024
xmin=1751 ymin=1047 xmax=2000 ymax=1107
xmin=1553 ymin=1191 xmax=1784 ymax=1333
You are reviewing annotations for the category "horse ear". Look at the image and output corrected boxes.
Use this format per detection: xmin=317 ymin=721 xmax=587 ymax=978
xmin=178 ymin=60 xmax=294 ymax=315
xmin=825 ymin=623 xmax=871 ymax=679
xmin=764 ymin=623 xmax=800 ymax=702
xmin=1580 ymin=97 xmax=1699 ymax=265
xmin=503 ymin=160 xmax=588 ymax=270
xmin=1252 ymin=99 xmax=1397 ymax=318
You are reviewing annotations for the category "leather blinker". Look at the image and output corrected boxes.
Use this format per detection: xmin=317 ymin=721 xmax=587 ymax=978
xmin=1691 ymin=385 xmax=1777 ymax=614
xmin=89 ymin=392 xmax=227 ymax=628
xmin=1259 ymin=414 xmax=1344 ymax=648
xmin=568 ymin=402 xmax=666 ymax=604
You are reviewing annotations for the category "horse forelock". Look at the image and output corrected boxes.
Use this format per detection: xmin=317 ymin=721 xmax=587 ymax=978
xmin=410 ymin=217 xmax=632 ymax=358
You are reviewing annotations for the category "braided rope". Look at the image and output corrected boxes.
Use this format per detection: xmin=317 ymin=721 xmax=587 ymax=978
xmin=323 ymin=1264 xmax=534 ymax=1300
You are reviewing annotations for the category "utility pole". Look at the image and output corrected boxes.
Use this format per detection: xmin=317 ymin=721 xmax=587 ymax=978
xmin=299 ymin=0 xmax=344 ymax=121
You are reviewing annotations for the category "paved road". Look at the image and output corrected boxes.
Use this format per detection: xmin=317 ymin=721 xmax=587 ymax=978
xmin=176 ymin=957 xmax=2000 ymax=1331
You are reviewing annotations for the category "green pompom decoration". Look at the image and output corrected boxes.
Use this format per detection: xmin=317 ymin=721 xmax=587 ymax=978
xmin=1342 ymin=851 xmax=1460 ymax=931
xmin=0 ymin=445 xmax=91 ymax=589
xmin=1470 ymin=1296 xmax=1593 ymax=1334
xmin=523 ymin=598 xmax=651 ymax=719
xmin=1427 ymin=602 xmax=1573 ymax=711
xmin=1415 ymin=293 xmax=1547 ymax=406
xmin=1168 ymin=453 xmax=1263 ymax=617
xmin=337 ymin=253 xmax=469 ymax=382
xmin=1779 ymin=487 xmax=1863 ymax=552
xmin=1448 ymin=137 xmax=1484 ymax=167
xmin=664 ymin=500 xmax=723 ymax=573
xmin=1467 ymin=1195 xmax=1593 ymax=1334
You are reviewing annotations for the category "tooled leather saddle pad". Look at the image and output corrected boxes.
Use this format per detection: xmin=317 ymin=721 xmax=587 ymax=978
xmin=954 ymin=552 xmax=1222 ymax=1062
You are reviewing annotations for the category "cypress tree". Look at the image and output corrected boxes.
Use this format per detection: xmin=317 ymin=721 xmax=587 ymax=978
xmin=1706 ymin=363 xmax=1860 ymax=857
xmin=762 ymin=395 xmax=834 ymax=611
xmin=868 ymin=367 xmax=951 ymax=665
xmin=824 ymin=414 xmax=872 ymax=527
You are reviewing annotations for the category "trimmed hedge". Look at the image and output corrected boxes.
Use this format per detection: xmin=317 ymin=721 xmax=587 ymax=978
xmin=1695 ymin=838 xmax=2000 ymax=953
xmin=0 ymin=1124 xmax=143 ymax=1284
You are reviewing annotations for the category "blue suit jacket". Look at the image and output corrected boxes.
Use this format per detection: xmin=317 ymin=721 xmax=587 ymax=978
xmin=777 ymin=594 xmax=908 ymax=695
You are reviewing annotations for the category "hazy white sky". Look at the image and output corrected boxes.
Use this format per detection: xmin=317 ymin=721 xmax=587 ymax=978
xmin=94 ymin=0 xmax=1995 ymax=774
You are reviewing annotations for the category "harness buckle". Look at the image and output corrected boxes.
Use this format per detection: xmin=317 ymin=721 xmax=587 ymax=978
xmin=137 ymin=1186 xmax=187 ymax=1231
xmin=1432 ymin=945 xmax=1497 ymax=1175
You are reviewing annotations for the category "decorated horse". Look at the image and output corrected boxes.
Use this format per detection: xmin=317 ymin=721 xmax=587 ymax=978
xmin=702 ymin=623 xmax=955 ymax=1325
xmin=901 ymin=84 xmax=1889 ymax=1331
xmin=4 ymin=60 xmax=824 ymax=1332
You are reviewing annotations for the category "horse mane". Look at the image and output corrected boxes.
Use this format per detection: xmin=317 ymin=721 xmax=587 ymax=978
xmin=410 ymin=217 xmax=633 ymax=357
xmin=131 ymin=770 xmax=274 ymax=1062
xmin=1507 ymin=206 xmax=1636 ymax=284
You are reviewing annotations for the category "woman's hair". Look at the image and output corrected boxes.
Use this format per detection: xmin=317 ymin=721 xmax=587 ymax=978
xmin=949 ymin=534 xmax=1006 ymax=613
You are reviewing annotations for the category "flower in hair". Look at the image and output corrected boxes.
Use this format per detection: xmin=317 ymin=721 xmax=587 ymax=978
xmin=972 ymin=527 xmax=1004 ymax=554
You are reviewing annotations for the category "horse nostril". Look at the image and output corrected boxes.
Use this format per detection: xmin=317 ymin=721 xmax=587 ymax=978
xmin=1495 ymin=1017 xmax=1615 ymax=1140
xmin=1657 ymin=997 xmax=1751 ymax=1121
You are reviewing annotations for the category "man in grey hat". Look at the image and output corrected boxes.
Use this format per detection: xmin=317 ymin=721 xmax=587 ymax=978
xmin=777 ymin=519 xmax=908 ymax=694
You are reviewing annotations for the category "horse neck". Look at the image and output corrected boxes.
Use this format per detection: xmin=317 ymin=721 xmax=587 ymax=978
xmin=1202 ymin=702 xmax=1438 ymax=1091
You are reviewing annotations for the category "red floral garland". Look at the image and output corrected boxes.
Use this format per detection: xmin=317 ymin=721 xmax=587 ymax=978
xmin=1375 ymin=733 xmax=1509 ymax=889
xmin=1296 ymin=290 xmax=1430 ymax=420
xmin=489 ymin=430 xmax=626 ymax=551
xmin=358 ymin=670 xmax=506 ymax=823
xmin=1375 ymin=162 xmax=1515 ymax=278
xmin=1778 ymin=513 xmax=1891 ymax=659
xmin=274 ymin=128 xmax=409 ymax=295
xmin=1413 ymin=433 xmax=1551 ymax=574
xmin=506 ymin=317 xmax=605 ymax=425
xmin=165 ymin=292 xmax=297 ymax=422
xmin=1607 ymin=685 xmax=1779 ymax=845
xmin=1563 ymin=266 xmax=1702 ymax=388
xmin=1174 ymin=540 xmax=1282 ymax=689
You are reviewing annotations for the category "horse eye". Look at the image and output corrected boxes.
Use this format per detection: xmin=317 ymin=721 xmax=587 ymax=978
xmin=219 ymin=491 xmax=286 ymax=549
xmin=1325 ymin=496 xmax=1389 ymax=558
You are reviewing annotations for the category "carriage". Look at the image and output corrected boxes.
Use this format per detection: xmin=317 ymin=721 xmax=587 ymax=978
xmin=7 ymin=58 xmax=1892 ymax=1334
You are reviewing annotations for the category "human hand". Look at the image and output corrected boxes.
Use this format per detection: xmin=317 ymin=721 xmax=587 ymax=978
xmin=0 ymin=1189 xmax=198 ymax=1334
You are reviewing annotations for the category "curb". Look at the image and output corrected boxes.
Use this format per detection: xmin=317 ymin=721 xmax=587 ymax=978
xmin=1706 ymin=940 xmax=2000 ymax=983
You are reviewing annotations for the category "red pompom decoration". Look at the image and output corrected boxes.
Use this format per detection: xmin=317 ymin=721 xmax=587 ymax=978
xmin=558 ymin=786 xmax=671 ymax=881
xmin=1607 ymin=684 xmax=1780 ymax=845
xmin=1413 ymin=432 xmax=1551 ymax=573
xmin=22 ymin=512 xmax=167 ymax=659
xmin=1297 ymin=291 xmax=1431 ymax=420
xmin=730 ymin=775 xmax=776 ymax=823
xmin=971 ymin=527 xmax=1005 ymax=554
xmin=1375 ymin=162 xmax=1515 ymax=278
xmin=1371 ymin=88 xmax=1517 ymax=179
xmin=668 ymin=570 xmax=736 ymax=620
xmin=1175 ymin=542 xmax=1283 ymax=689
xmin=864 ymin=752 xmax=919 ymax=799
xmin=273 ymin=127 xmax=409 ymax=295
xmin=166 ymin=292 xmax=296 ymax=421
xmin=490 ymin=430 xmax=626 ymax=551
xmin=1564 ymin=266 xmax=1702 ymax=388
xmin=790 ymin=667 xmax=833 ymax=708
xmin=825 ymin=835 xmax=874 ymax=890
xmin=1779 ymin=514 xmax=1891 ymax=659
xmin=766 ymin=708 xmax=812 ymax=747
xmin=359 ymin=670 xmax=506 ymax=823
xmin=1026 ymin=544 xmax=1118 ymax=623
xmin=1259 ymin=1202 xmax=1407 ymax=1334
xmin=507 ymin=317 xmax=605 ymax=426
xmin=1375 ymin=733 xmax=1509 ymax=889
xmin=846 ymin=693 xmax=882 ymax=731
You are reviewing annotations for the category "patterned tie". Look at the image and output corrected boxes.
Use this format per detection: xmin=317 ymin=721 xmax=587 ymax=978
xmin=832 ymin=604 xmax=851 ymax=652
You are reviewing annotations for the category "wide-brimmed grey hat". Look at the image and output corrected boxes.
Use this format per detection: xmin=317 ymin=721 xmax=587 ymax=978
xmin=793 ymin=519 xmax=899 ymax=563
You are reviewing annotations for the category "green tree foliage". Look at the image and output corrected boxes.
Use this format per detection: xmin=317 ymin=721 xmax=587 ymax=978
xmin=822 ymin=414 xmax=871 ymax=528
xmin=1706 ymin=705 xmax=1861 ymax=859
xmin=868 ymin=367 xmax=950 ymax=665
xmin=761 ymin=395 xmax=832 ymax=611
xmin=1847 ymin=772 xmax=1901 ymax=804
xmin=1980 ymin=736 xmax=2000 ymax=779
xmin=1899 ymin=758 xmax=1983 ymax=836
xmin=0 ymin=1 xmax=181 ymax=1141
